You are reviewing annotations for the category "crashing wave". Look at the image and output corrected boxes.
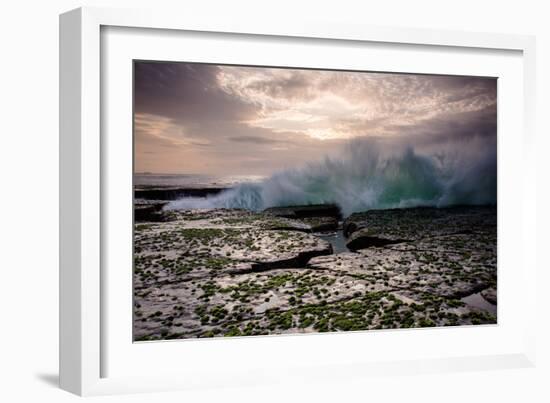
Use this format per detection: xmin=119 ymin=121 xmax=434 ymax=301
xmin=165 ymin=137 xmax=496 ymax=217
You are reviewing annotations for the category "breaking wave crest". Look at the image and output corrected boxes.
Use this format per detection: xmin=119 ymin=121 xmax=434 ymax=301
xmin=166 ymin=137 xmax=496 ymax=217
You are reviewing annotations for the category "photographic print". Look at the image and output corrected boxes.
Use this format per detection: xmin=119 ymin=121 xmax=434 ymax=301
xmin=133 ymin=61 xmax=497 ymax=341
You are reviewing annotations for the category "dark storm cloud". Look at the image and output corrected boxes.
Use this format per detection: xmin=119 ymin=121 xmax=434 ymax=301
xmin=133 ymin=61 xmax=497 ymax=175
xmin=134 ymin=62 xmax=256 ymax=123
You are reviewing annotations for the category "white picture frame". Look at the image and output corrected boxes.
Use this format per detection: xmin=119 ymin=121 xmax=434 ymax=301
xmin=59 ymin=6 xmax=537 ymax=396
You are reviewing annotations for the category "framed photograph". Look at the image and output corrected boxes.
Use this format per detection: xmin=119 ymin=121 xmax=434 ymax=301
xmin=60 ymin=7 xmax=537 ymax=396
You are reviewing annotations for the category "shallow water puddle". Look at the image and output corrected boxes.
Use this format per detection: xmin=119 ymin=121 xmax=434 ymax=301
xmin=316 ymin=230 xmax=349 ymax=254
xmin=461 ymin=292 xmax=497 ymax=315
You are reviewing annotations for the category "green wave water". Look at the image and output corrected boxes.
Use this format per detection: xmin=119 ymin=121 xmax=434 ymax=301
xmin=167 ymin=138 xmax=496 ymax=216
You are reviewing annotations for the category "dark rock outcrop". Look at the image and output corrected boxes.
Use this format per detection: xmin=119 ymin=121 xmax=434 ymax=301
xmin=346 ymin=230 xmax=408 ymax=251
xmin=135 ymin=187 xmax=226 ymax=200
xmin=481 ymin=287 xmax=497 ymax=305
xmin=343 ymin=205 xmax=496 ymax=240
xmin=301 ymin=216 xmax=339 ymax=232
xmin=134 ymin=201 xmax=169 ymax=222
xmin=264 ymin=204 xmax=342 ymax=220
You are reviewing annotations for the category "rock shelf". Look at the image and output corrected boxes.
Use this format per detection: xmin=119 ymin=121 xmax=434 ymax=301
xmin=133 ymin=205 xmax=497 ymax=341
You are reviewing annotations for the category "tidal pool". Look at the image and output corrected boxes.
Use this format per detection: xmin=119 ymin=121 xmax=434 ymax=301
xmin=461 ymin=291 xmax=497 ymax=316
xmin=316 ymin=229 xmax=349 ymax=254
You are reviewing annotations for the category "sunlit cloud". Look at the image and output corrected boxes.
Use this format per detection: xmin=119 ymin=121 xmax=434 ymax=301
xmin=134 ymin=61 xmax=496 ymax=175
xmin=135 ymin=113 xmax=212 ymax=147
xmin=215 ymin=67 xmax=495 ymax=142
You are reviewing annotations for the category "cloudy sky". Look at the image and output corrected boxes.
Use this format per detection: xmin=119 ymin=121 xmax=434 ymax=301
xmin=134 ymin=61 xmax=497 ymax=176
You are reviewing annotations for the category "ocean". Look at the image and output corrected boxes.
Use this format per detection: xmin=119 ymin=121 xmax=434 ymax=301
xmin=134 ymin=173 xmax=265 ymax=188
xmin=136 ymin=137 xmax=496 ymax=216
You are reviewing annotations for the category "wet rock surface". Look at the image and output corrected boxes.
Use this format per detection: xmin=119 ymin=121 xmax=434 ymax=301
xmin=264 ymin=204 xmax=342 ymax=220
xmin=135 ymin=186 xmax=226 ymax=200
xmin=134 ymin=200 xmax=170 ymax=222
xmin=481 ymin=287 xmax=497 ymax=305
xmin=133 ymin=205 xmax=497 ymax=341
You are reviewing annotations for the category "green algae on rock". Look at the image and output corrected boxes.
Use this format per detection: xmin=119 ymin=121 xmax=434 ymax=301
xmin=133 ymin=206 xmax=497 ymax=341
